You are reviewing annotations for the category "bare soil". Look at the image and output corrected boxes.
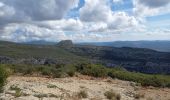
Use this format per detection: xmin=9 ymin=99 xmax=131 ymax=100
xmin=0 ymin=75 xmax=170 ymax=100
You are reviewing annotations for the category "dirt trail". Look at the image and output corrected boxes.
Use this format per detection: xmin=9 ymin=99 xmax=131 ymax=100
xmin=0 ymin=75 xmax=170 ymax=100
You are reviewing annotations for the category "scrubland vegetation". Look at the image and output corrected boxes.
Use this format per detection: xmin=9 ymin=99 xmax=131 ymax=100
xmin=0 ymin=63 xmax=170 ymax=89
xmin=0 ymin=65 xmax=10 ymax=92
xmin=104 ymin=90 xmax=121 ymax=100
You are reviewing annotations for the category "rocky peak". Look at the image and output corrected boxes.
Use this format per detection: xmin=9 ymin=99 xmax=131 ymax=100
xmin=57 ymin=40 xmax=74 ymax=47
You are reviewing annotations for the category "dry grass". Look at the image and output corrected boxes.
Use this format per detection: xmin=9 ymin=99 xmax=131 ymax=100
xmin=104 ymin=90 xmax=121 ymax=100
xmin=146 ymin=97 xmax=153 ymax=100
xmin=47 ymin=84 xmax=57 ymax=88
xmin=49 ymin=93 xmax=58 ymax=98
xmin=134 ymin=93 xmax=145 ymax=99
xmin=77 ymin=90 xmax=88 ymax=99
xmin=34 ymin=93 xmax=48 ymax=99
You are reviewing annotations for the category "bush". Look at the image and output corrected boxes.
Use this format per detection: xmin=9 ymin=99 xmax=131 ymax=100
xmin=46 ymin=64 xmax=76 ymax=78
xmin=0 ymin=65 xmax=10 ymax=92
xmin=3 ymin=63 xmax=170 ymax=88
xmin=23 ymin=67 xmax=34 ymax=75
xmin=34 ymin=93 xmax=48 ymax=98
xmin=76 ymin=63 xmax=108 ymax=77
xmin=67 ymin=71 xmax=75 ymax=77
xmin=52 ymin=71 xmax=63 ymax=78
xmin=108 ymin=68 xmax=170 ymax=87
xmin=77 ymin=90 xmax=88 ymax=98
xmin=14 ymin=88 xmax=22 ymax=97
xmin=104 ymin=90 xmax=121 ymax=100
xmin=49 ymin=94 xmax=58 ymax=98
xmin=134 ymin=93 xmax=145 ymax=99
xmin=50 ymin=69 xmax=67 ymax=78
xmin=41 ymin=68 xmax=52 ymax=76
xmin=47 ymin=84 xmax=57 ymax=88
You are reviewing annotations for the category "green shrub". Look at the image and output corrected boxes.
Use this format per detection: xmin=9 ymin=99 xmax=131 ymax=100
xmin=23 ymin=67 xmax=34 ymax=75
xmin=0 ymin=65 xmax=10 ymax=92
xmin=41 ymin=68 xmax=52 ymax=76
xmin=14 ymin=89 xmax=22 ymax=97
xmin=51 ymin=64 xmax=76 ymax=78
xmin=34 ymin=93 xmax=48 ymax=98
xmin=9 ymin=85 xmax=23 ymax=97
xmin=3 ymin=63 xmax=170 ymax=88
xmin=76 ymin=63 xmax=108 ymax=77
xmin=52 ymin=72 xmax=63 ymax=78
xmin=47 ymin=84 xmax=57 ymax=88
xmin=108 ymin=68 xmax=170 ymax=87
xmin=49 ymin=94 xmax=58 ymax=98
xmin=67 ymin=71 xmax=75 ymax=77
xmin=61 ymin=64 xmax=76 ymax=77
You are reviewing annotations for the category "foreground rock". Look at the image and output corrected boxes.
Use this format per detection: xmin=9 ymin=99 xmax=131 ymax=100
xmin=0 ymin=76 xmax=170 ymax=100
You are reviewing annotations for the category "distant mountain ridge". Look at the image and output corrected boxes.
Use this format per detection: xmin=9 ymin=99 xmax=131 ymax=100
xmin=22 ymin=40 xmax=170 ymax=52
xmin=80 ymin=41 xmax=170 ymax=52
xmin=22 ymin=40 xmax=57 ymax=45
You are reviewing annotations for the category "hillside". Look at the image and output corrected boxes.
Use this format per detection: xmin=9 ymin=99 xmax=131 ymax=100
xmin=1 ymin=40 xmax=170 ymax=74
xmin=64 ymin=45 xmax=170 ymax=74
xmin=0 ymin=41 xmax=88 ymax=64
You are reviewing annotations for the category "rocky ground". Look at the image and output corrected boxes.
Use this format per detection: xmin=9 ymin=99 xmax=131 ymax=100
xmin=0 ymin=75 xmax=170 ymax=100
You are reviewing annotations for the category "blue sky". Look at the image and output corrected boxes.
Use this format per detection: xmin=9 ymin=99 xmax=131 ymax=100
xmin=0 ymin=0 xmax=170 ymax=42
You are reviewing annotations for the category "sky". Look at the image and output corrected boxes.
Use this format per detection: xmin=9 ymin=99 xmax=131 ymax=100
xmin=0 ymin=0 xmax=170 ymax=42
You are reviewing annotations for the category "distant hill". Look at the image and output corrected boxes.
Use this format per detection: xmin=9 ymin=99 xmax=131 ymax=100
xmin=80 ymin=41 xmax=170 ymax=52
xmin=64 ymin=45 xmax=170 ymax=74
xmin=22 ymin=40 xmax=57 ymax=45
xmin=0 ymin=40 xmax=88 ymax=64
xmin=22 ymin=40 xmax=170 ymax=52
xmin=57 ymin=40 xmax=74 ymax=47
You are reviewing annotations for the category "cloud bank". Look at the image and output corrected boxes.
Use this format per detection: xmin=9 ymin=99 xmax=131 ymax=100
xmin=0 ymin=0 xmax=170 ymax=42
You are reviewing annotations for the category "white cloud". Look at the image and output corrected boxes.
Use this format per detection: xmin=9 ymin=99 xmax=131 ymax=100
xmin=0 ymin=23 xmax=112 ymax=42
xmin=38 ymin=19 xmax=83 ymax=31
xmin=80 ymin=0 xmax=112 ymax=22
xmin=0 ymin=0 xmax=79 ymax=25
xmin=0 ymin=24 xmax=68 ymax=42
xmin=108 ymin=12 xmax=139 ymax=30
xmin=0 ymin=0 xmax=142 ymax=42
xmin=80 ymin=0 xmax=140 ymax=34
xmin=133 ymin=0 xmax=170 ymax=17
xmin=87 ymin=22 xmax=108 ymax=32
xmin=0 ymin=2 xmax=15 ymax=17
xmin=0 ymin=0 xmax=169 ymax=42
xmin=112 ymin=0 xmax=123 ymax=3
xmin=1 ymin=22 xmax=169 ymax=42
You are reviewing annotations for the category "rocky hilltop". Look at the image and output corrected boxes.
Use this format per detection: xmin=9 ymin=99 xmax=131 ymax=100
xmin=57 ymin=40 xmax=74 ymax=47
xmin=1 ymin=75 xmax=170 ymax=100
